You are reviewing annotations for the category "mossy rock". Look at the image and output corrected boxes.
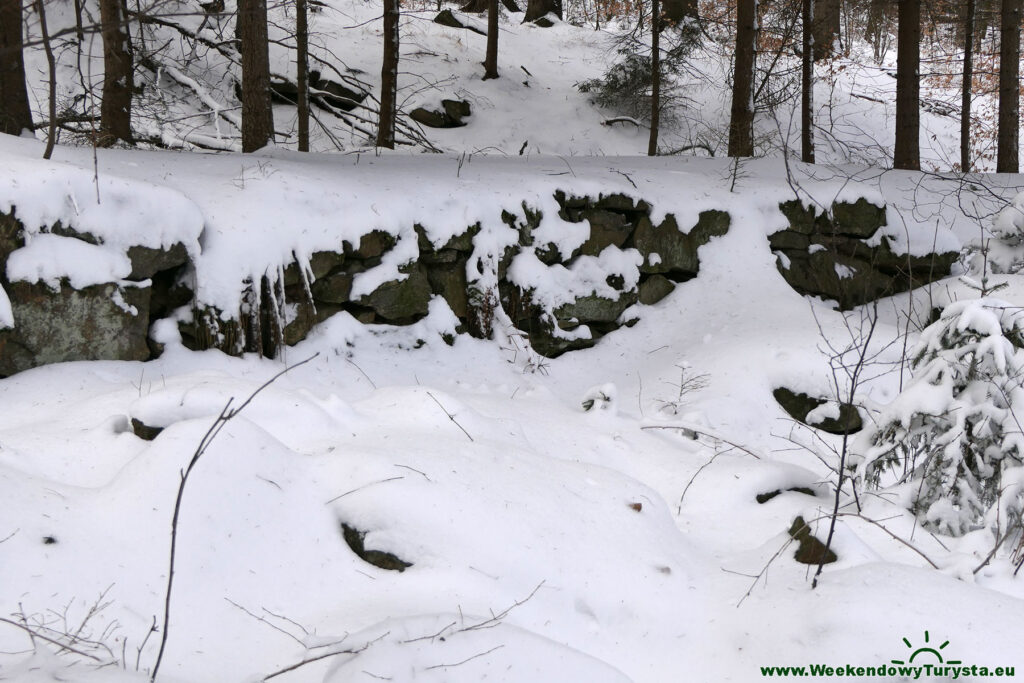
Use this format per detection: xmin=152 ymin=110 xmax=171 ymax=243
xmin=345 ymin=230 xmax=396 ymax=260
xmin=577 ymin=208 xmax=633 ymax=257
xmin=778 ymin=200 xmax=818 ymax=235
xmin=433 ymin=8 xmax=487 ymax=34
xmin=594 ymin=193 xmax=647 ymax=214
xmin=554 ymin=290 xmax=637 ymax=324
xmin=356 ymin=263 xmax=431 ymax=322
xmin=775 ymin=249 xmax=894 ymax=311
xmin=310 ymin=260 xmax=372 ymax=304
xmin=767 ymin=230 xmax=812 ymax=252
xmin=756 ymin=487 xmax=816 ymax=504
xmin=415 ymin=223 xmax=480 ymax=254
xmin=126 ymin=243 xmax=190 ymax=281
xmin=772 ymin=387 xmax=862 ymax=434
xmin=47 ymin=221 xmax=101 ymax=245
xmin=283 ymin=250 xmax=346 ymax=287
xmin=131 ymin=418 xmax=163 ymax=441
xmin=831 ymin=198 xmax=886 ymax=238
xmin=689 ymin=209 xmax=731 ymax=242
xmin=341 ymin=523 xmax=412 ymax=572
xmin=442 ymin=99 xmax=471 ymax=121
xmin=0 ymin=280 xmax=150 ymax=376
xmin=425 ymin=259 xmax=469 ymax=318
xmin=638 ymin=274 xmax=675 ymax=305
xmin=553 ymin=191 xmax=589 ymax=211
xmin=788 ymin=516 xmax=837 ymax=565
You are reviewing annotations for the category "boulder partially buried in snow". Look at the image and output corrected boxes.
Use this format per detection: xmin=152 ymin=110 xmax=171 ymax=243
xmin=0 ymin=280 xmax=150 ymax=376
xmin=0 ymin=160 xmax=203 ymax=375
xmin=771 ymin=199 xmax=957 ymax=310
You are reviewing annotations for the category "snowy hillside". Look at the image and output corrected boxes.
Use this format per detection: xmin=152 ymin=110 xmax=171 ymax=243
xmin=3 ymin=125 xmax=1024 ymax=682
xmin=14 ymin=0 xmax=1012 ymax=169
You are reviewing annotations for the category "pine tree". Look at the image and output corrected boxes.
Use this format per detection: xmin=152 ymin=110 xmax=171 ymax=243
xmin=854 ymin=299 xmax=1024 ymax=536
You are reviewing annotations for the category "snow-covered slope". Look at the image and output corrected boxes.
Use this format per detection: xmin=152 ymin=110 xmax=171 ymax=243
xmin=3 ymin=130 xmax=1024 ymax=681
xmin=15 ymin=0 xmax=1018 ymax=170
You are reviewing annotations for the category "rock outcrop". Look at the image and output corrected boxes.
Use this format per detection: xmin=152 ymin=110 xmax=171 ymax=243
xmin=771 ymin=199 xmax=958 ymax=310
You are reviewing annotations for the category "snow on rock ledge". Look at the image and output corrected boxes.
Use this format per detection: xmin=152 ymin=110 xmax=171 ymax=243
xmin=0 ymin=161 xmax=202 ymax=376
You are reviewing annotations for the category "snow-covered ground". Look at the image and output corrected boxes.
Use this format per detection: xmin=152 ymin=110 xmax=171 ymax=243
xmin=3 ymin=126 xmax=1024 ymax=682
xmin=4 ymin=0 xmax=1024 ymax=678
xmin=15 ymin=0 xmax=1016 ymax=170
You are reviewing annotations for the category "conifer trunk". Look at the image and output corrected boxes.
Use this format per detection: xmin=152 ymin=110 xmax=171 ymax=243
xmin=483 ymin=0 xmax=499 ymax=79
xmin=297 ymin=0 xmax=309 ymax=151
xmin=377 ymin=0 xmax=399 ymax=148
xmin=239 ymin=0 xmax=274 ymax=152
xmin=99 ymin=0 xmax=134 ymax=144
xmin=0 ymin=0 xmax=33 ymax=135
xmin=801 ymin=0 xmax=814 ymax=163
xmin=648 ymin=0 xmax=660 ymax=156
xmin=728 ymin=0 xmax=756 ymax=157
xmin=961 ymin=0 xmax=976 ymax=171
xmin=894 ymin=0 xmax=920 ymax=170
xmin=997 ymin=0 xmax=1021 ymax=173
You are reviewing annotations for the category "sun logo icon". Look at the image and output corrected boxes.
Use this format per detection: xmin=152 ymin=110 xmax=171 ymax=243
xmin=891 ymin=631 xmax=962 ymax=666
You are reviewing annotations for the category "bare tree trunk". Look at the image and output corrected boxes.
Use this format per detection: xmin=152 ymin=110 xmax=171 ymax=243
xmin=524 ymin=0 xmax=561 ymax=22
xmin=894 ymin=0 xmax=920 ymax=170
xmin=296 ymin=0 xmax=309 ymax=151
xmin=0 ymin=0 xmax=34 ymax=135
xmin=962 ymin=0 xmax=976 ymax=171
xmin=483 ymin=0 xmax=499 ymax=79
xmin=812 ymin=0 xmax=840 ymax=59
xmin=99 ymin=0 xmax=134 ymax=144
xmin=728 ymin=0 xmax=756 ymax=158
xmin=377 ymin=0 xmax=399 ymax=148
xmin=648 ymin=0 xmax=660 ymax=156
xmin=997 ymin=0 xmax=1021 ymax=173
xmin=35 ymin=0 xmax=56 ymax=158
xmin=239 ymin=0 xmax=273 ymax=152
xmin=801 ymin=0 xmax=814 ymax=162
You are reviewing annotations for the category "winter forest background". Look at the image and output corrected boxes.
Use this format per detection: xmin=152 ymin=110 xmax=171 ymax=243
xmin=2 ymin=0 xmax=1024 ymax=681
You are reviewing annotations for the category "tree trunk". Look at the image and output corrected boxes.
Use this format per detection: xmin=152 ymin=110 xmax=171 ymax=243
xmin=728 ymin=0 xmax=756 ymax=158
xmin=812 ymin=0 xmax=840 ymax=59
xmin=377 ymin=0 xmax=399 ymax=148
xmin=99 ymin=0 xmax=133 ymax=145
xmin=961 ymin=0 xmax=975 ymax=171
xmin=524 ymin=0 xmax=561 ymax=22
xmin=239 ymin=0 xmax=274 ymax=152
xmin=661 ymin=0 xmax=697 ymax=28
xmin=0 ymin=0 xmax=33 ymax=135
xmin=296 ymin=0 xmax=309 ymax=151
xmin=648 ymin=0 xmax=660 ymax=155
xmin=894 ymin=0 xmax=920 ymax=170
xmin=483 ymin=0 xmax=499 ymax=79
xmin=801 ymin=0 xmax=814 ymax=163
xmin=35 ymin=0 xmax=56 ymax=159
xmin=997 ymin=0 xmax=1021 ymax=173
